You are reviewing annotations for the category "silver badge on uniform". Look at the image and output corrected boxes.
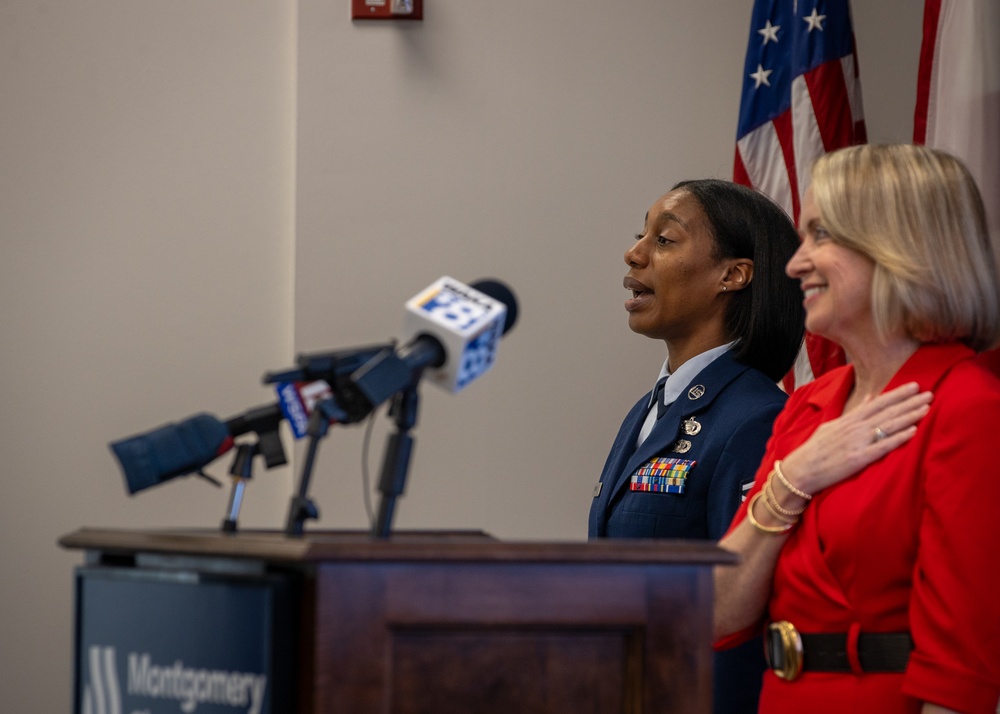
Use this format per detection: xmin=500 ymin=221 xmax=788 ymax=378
xmin=672 ymin=439 xmax=693 ymax=453
xmin=682 ymin=417 xmax=701 ymax=435
xmin=688 ymin=384 xmax=706 ymax=400
xmin=593 ymin=481 xmax=603 ymax=497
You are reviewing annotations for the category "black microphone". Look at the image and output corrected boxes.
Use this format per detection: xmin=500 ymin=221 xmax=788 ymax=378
xmin=264 ymin=343 xmax=388 ymax=435
xmin=264 ymin=278 xmax=519 ymax=424
xmin=110 ymin=403 xmax=287 ymax=495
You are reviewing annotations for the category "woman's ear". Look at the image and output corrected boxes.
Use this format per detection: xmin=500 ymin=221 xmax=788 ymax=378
xmin=722 ymin=260 xmax=754 ymax=292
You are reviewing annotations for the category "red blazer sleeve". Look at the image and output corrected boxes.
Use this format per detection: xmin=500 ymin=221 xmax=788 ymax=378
xmin=902 ymin=365 xmax=1000 ymax=712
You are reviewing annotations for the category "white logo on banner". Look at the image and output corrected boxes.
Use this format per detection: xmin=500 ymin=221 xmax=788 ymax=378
xmin=82 ymin=646 xmax=268 ymax=714
xmin=83 ymin=646 xmax=122 ymax=714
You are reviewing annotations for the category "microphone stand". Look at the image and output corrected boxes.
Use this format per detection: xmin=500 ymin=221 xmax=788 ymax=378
xmin=284 ymin=398 xmax=343 ymax=537
xmin=371 ymin=382 xmax=421 ymax=539
xmin=221 ymin=443 xmax=258 ymax=533
xmin=220 ymin=416 xmax=287 ymax=533
xmin=275 ymin=343 xmax=427 ymax=537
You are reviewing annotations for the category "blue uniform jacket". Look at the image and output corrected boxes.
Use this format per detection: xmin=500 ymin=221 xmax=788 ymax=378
xmin=589 ymin=350 xmax=785 ymax=540
xmin=588 ymin=350 xmax=786 ymax=714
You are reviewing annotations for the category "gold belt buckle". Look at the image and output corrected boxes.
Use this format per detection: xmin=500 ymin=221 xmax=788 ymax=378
xmin=768 ymin=620 xmax=804 ymax=681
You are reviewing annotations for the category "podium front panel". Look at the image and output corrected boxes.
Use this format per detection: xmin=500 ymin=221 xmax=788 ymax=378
xmin=308 ymin=561 xmax=711 ymax=713
xmin=73 ymin=565 xmax=296 ymax=714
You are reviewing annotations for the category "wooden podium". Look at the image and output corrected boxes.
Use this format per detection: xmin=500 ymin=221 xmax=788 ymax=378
xmin=61 ymin=528 xmax=735 ymax=713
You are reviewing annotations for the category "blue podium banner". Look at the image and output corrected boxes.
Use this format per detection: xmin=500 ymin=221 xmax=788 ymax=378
xmin=74 ymin=565 xmax=295 ymax=714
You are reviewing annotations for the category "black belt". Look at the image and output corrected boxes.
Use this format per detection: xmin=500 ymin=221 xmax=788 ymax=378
xmin=765 ymin=621 xmax=913 ymax=681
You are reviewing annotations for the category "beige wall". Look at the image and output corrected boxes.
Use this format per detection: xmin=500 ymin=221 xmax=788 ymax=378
xmin=0 ymin=1 xmax=919 ymax=709
xmin=0 ymin=2 xmax=297 ymax=710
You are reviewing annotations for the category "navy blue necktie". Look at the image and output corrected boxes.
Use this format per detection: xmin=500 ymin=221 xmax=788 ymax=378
xmin=653 ymin=376 xmax=669 ymax=419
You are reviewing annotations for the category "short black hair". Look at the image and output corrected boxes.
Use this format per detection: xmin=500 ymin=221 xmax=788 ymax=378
xmin=672 ymin=179 xmax=805 ymax=382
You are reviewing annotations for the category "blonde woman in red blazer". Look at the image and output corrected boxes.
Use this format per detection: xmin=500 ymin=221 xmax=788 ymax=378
xmin=714 ymin=144 xmax=1000 ymax=714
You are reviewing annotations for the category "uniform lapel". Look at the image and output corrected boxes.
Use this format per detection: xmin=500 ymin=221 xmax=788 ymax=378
xmin=604 ymin=352 xmax=751 ymax=507
xmin=590 ymin=397 xmax=648 ymax=523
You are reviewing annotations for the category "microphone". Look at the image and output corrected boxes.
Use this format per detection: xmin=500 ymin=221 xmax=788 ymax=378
xmin=325 ymin=277 xmax=518 ymax=420
xmin=400 ymin=277 xmax=519 ymax=393
xmin=275 ymin=379 xmax=334 ymax=438
xmin=265 ymin=343 xmax=390 ymax=435
xmin=264 ymin=278 xmax=519 ymax=423
xmin=110 ymin=403 xmax=287 ymax=494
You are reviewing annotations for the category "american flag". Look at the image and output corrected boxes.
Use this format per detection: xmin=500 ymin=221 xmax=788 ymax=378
xmin=733 ymin=0 xmax=865 ymax=391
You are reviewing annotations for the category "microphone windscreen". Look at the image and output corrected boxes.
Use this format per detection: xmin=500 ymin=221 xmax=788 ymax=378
xmin=470 ymin=279 xmax=519 ymax=335
xmin=110 ymin=413 xmax=230 ymax=494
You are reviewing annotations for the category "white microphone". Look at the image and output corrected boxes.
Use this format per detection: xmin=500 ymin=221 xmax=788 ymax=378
xmin=400 ymin=276 xmax=516 ymax=392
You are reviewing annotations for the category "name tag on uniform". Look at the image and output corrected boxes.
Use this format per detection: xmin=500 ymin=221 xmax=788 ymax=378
xmin=630 ymin=457 xmax=697 ymax=494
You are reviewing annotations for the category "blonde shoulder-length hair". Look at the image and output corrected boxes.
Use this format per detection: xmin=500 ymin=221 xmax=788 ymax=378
xmin=809 ymin=143 xmax=1000 ymax=351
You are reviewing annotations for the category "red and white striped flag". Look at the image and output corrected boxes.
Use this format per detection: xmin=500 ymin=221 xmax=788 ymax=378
xmin=914 ymin=0 xmax=1000 ymax=248
xmin=733 ymin=0 xmax=866 ymax=391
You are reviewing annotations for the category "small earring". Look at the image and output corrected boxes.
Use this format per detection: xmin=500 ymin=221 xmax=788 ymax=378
xmin=722 ymin=286 xmax=728 ymax=291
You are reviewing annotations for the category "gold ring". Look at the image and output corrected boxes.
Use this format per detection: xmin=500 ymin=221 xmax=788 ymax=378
xmin=873 ymin=426 xmax=888 ymax=442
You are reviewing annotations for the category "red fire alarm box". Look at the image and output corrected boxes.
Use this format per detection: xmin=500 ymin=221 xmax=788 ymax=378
xmin=352 ymin=0 xmax=423 ymax=20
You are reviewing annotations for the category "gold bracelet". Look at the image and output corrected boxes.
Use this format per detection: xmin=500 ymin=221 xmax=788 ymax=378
xmin=772 ymin=460 xmax=812 ymax=500
xmin=762 ymin=482 xmax=799 ymax=525
xmin=765 ymin=477 xmax=807 ymax=517
xmin=746 ymin=492 xmax=794 ymax=534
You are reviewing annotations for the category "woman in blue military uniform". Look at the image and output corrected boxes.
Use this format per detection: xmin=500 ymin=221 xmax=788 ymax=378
xmin=588 ymin=179 xmax=805 ymax=714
